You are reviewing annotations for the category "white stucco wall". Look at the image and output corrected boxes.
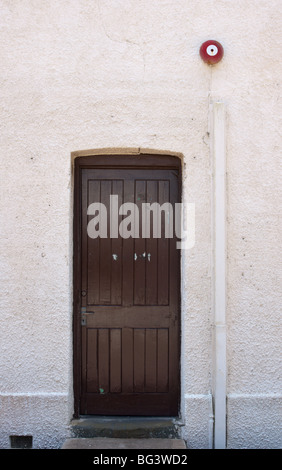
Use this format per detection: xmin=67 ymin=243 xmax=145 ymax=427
xmin=0 ymin=0 xmax=281 ymax=448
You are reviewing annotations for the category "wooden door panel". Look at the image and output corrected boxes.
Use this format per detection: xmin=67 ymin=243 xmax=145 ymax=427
xmin=75 ymin=155 xmax=181 ymax=416
xmin=84 ymin=327 xmax=169 ymax=394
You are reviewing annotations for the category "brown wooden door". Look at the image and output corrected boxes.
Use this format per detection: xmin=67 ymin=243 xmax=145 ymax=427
xmin=74 ymin=154 xmax=181 ymax=416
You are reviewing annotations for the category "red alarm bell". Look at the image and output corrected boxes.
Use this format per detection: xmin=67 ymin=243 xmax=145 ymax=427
xmin=200 ymin=40 xmax=224 ymax=65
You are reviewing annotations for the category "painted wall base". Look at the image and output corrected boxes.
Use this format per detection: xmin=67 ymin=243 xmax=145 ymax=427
xmin=227 ymin=394 xmax=282 ymax=449
xmin=0 ymin=393 xmax=72 ymax=449
xmin=0 ymin=393 xmax=281 ymax=448
xmin=181 ymin=394 xmax=213 ymax=449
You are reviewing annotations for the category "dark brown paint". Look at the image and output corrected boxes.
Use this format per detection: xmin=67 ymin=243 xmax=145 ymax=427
xmin=73 ymin=154 xmax=181 ymax=417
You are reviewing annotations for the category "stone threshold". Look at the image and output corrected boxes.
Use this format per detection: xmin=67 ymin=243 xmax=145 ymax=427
xmin=69 ymin=416 xmax=182 ymax=439
xmin=62 ymin=437 xmax=187 ymax=449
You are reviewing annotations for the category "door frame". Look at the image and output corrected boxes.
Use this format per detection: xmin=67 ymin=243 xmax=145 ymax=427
xmin=72 ymin=148 xmax=183 ymax=418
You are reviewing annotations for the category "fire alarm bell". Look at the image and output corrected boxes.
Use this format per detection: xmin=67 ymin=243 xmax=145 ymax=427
xmin=200 ymin=40 xmax=224 ymax=65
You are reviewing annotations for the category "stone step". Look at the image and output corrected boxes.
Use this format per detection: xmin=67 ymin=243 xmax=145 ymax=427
xmin=70 ymin=416 xmax=181 ymax=439
xmin=62 ymin=438 xmax=187 ymax=449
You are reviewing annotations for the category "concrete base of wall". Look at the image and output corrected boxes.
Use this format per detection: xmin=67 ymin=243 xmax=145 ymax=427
xmin=0 ymin=393 xmax=72 ymax=449
xmin=181 ymin=394 xmax=213 ymax=449
xmin=227 ymin=394 xmax=282 ymax=449
xmin=1 ymin=393 xmax=281 ymax=449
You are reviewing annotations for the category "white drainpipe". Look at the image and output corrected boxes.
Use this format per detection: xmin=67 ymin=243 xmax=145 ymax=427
xmin=212 ymin=102 xmax=227 ymax=449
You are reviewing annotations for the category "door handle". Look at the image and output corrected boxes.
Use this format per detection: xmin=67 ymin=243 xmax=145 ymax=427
xmin=80 ymin=307 xmax=94 ymax=326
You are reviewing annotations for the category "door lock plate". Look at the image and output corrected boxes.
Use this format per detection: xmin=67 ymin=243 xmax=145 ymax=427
xmin=80 ymin=307 xmax=94 ymax=326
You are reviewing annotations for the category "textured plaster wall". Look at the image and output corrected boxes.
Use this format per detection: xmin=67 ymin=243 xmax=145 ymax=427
xmin=0 ymin=0 xmax=281 ymax=448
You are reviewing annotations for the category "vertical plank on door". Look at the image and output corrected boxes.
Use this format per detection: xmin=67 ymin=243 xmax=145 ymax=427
xmin=145 ymin=180 xmax=158 ymax=305
xmin=87 ymin=181 xmax=101 ymax=305
xmin=134 ymin=180 xmax=146 ymax=305
xmin=122 ymin=180 xmax=134 ymax=307
xmin=157 ymin=180 xmax=170 ymax=305
xmin=111 ymin=180 xmax=123 ymax=305
xmin=122 ymin=327 xmax=134 ymax=392
xmin=145 ymin=329 xmax=157 ymax=392
xmin=98 ymin=329 xmax=109 ymax=393
xmin=87 ymin=328 xmax=98 ymax=393
xmin=110 ymin=329 xmax=122 ymax=393
xmin=100 ymin=181 xmax=111 ymax=303
xmin=133 ymin=328 xmax=145 ymax=392
xmin=157 ymin=329 xmax=169 ymax=392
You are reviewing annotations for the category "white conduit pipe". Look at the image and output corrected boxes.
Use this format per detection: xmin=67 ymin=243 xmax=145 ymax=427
xmin=213 ymin=102 xmax=227 ymax=449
